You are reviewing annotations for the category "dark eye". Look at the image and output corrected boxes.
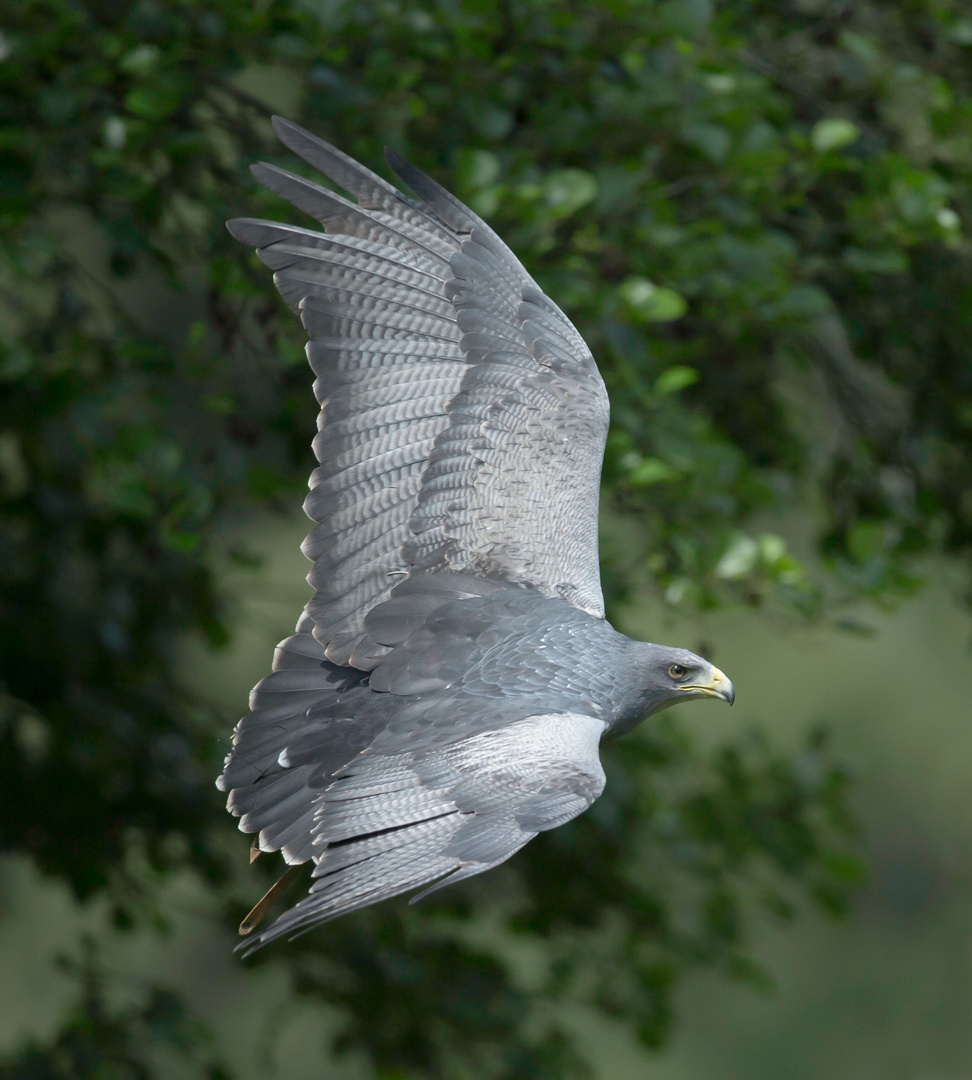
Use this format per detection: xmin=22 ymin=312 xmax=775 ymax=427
xmin=669 ymin=663 xmax=686 ymax=678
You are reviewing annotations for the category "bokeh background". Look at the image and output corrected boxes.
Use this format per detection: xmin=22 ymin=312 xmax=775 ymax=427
xmin=2 ymin=1 xmax=971 ymax=1077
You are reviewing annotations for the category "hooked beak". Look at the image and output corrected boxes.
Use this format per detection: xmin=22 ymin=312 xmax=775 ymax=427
xmin=678 ymin=664 xmax=735 ymax=705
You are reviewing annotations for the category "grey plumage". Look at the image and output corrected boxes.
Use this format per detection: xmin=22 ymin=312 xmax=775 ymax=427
xmin=219 ymin=117 xmax=734 ymax=952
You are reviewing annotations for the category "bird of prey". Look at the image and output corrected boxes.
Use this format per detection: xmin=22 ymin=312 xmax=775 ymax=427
xmin=218 ymin=117 xmax=734 ymax=951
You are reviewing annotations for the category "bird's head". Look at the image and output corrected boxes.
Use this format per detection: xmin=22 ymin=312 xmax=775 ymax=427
xmin=641 ymin=645 xmax=735 ymax=715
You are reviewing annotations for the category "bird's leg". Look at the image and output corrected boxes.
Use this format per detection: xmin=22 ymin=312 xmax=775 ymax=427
xmin=249 ymin=835 xmax=261 ymax=864
xmin=239 ymin=864 xmax=303 ymax=936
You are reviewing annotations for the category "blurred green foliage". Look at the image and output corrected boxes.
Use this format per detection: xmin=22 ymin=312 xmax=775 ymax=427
xmin=1 ymin=0 xmax=969 ymax=1075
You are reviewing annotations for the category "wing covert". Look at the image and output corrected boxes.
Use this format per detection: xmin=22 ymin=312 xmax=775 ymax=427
xmin=236 ymin=710 xmax=606 ymax=951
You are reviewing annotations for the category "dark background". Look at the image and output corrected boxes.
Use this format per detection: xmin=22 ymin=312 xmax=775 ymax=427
xmin=1 ymin=1 xmax=970 ymax=1077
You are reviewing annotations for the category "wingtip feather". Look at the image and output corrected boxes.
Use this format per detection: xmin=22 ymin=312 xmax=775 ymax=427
xmin=226 ymin=217 xmax=263 ymax=245
xmin=270 ymin=114 xmax=294 ymax=140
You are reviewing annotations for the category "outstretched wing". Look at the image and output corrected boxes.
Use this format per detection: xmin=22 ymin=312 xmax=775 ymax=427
xmin=236 ymin=698 xmax=606 ymax=953
xmin=228 ymin=117 xmax=609 ymax=665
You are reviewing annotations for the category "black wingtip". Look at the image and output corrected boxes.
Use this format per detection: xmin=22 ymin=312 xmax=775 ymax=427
xmin=271 ymin=114 xmax=308 ymax=146
xmin=226 ymin=216 xmax=273 ymax=247
xmin=383 ymin=146 xmax=421 ymax=194
xmin=382 ymin=148 xmax=481 ymax=234
xmin=384 ymin=146 xmax=427 ymax=193
xmin=225 ymin=217 xmax=251 ymax=243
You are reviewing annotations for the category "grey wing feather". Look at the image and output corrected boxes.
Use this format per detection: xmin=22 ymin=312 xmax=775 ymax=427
xmin=220 ymin=120 xmax=613 ymax=931
xmin=227 ymin=116 xmax=608 ymax=663
xmin=216 ymin=614 xmax=377 ymax=864
xmin=237 ymin=711 xmax=606 ymax=952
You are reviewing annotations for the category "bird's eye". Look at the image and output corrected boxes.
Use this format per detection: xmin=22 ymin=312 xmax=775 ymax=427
xmin=669 ymin=664 xmax=687 ymax=678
